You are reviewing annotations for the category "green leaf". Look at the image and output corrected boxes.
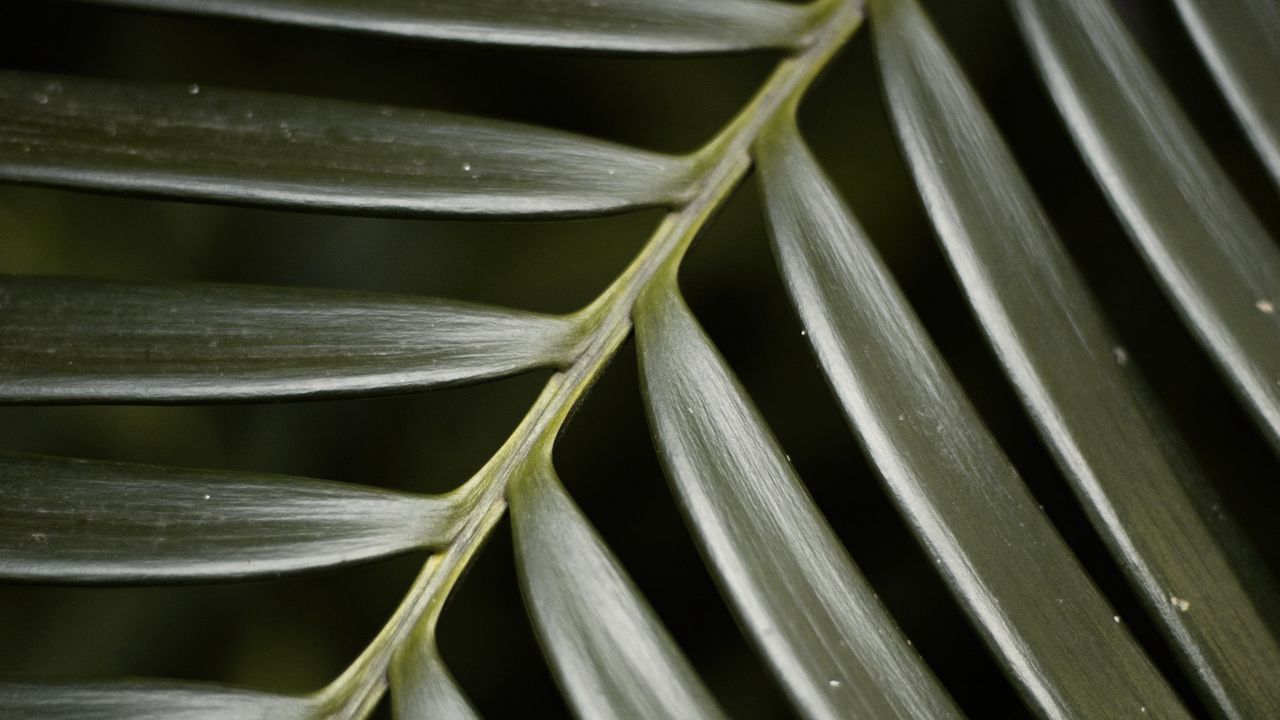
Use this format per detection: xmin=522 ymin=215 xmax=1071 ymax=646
xmin=0 ymin=71 xmax=698 ymax=218
xmin=0 ymin=681 xmax=317 ymax=720
xmin=389 ymin=622 xmax=479 ymax=720
xmin=754 ymin=102 xmax=1187 ymax=716
xmin=510 ymin=463 xmax=726 ymax=720
xmin=0 ymin=452 xmax=465 ymax=583
xmin=75 ymin=0 xmax=826 ymax=54
xmin=0 ymin=275 xmax=583 ymax=403
xmin=1170 ymin=0 xmax=1280 ymax=187
xmin=635 ymin=281 xmax=961 ymax=720
xmin=869 ymin=0 xmax=1280 ymax=715
xmin=1009 ymin=0 xmax=1280 ymax=456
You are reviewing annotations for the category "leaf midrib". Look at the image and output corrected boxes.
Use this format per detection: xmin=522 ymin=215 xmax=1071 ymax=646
xmin=308 ymin=1 xmax=866 ymax=713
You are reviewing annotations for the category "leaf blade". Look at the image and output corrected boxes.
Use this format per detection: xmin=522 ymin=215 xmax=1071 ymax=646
xmin=74 ymin=0 xmax=824 ymax=54
xmin=1009 ymin=0 xmax=1280 ymax=455
xmin=755 ymin=102 xmax=1188 ymax=716
xmin=389 ymin=612 xmax=480 ymax=720
xmin=511 ymin=463 xmax=726 ymax=720
xmin=0 ymin=275 xmax=582 ymax=403
xmin=870 ymin=0 xmax=1280 ymax=713
xmin=0 ymin=452 xmax=463 ymax=583
xmin=0 ymin=72 xmax=696 ymax=218
xmin=0 ymin=681 xmax=317 ymax=720
xmin=635 ymin=282 xmax=961 ymax=720
xmin=1170 ymin=0 xmax=1280 ymax=188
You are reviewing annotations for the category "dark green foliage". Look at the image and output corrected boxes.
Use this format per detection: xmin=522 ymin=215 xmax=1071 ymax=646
xmin=1 ymin=0 xmax=1277 ymax=718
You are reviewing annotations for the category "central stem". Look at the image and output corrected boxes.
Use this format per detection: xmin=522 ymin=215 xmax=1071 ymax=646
xmin=322 ymin=2 xmax=864 ymax=713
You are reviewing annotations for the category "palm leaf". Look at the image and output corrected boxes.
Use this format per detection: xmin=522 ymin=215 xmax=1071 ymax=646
xmin=869 ymin=0 xmax=1280 ymax=714
xmin=0 ymin=276 xmax=583 ymax=402
xmin=0 ymin=72 xmax=697 ymax=217
xmin=389 ymin=617 xmax=480 ymax=720
xmin=74 ymin=0 xmax=824 ymax=54
xmin=511 ymin=462 xmax=726 ymax=720
xmin=2 ymin=0 xmax=1277 ymax=717
xmin=1170 ymin=0 xmax=1280 ymax=187
xmin=636 ymin=276 xmax=961 ymax=720
xmin=1009 ymin=0 xmax=1280 ymax=456
xmin=756 ymin=103 xmax=1187 ymax=717
xmin=0 ymin=452 xmax=467 ymax=582
xmin=0 ymin=681 xmax=316 ymax=720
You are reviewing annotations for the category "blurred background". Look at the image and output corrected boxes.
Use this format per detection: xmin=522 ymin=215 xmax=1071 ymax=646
xmin=1 ymin=0 xmax=1278 ymax=717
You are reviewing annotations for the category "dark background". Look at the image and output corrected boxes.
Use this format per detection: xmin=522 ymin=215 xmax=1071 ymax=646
xmin=1 ymin=1 xmax=1277 ymax=717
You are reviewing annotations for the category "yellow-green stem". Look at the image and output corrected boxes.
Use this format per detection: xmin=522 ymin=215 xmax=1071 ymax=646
xmin=318 ymin=2 xmax=864 ymax=713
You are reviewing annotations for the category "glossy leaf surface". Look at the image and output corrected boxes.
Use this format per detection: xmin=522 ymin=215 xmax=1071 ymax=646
xmin=0 ymin=452 xmax=463 ymax=582
xmin=0 ymin=71 xmax=697 ymax=217
xmin=756 ymin=97 xmax=1187 ymax=717
xmin=0 ymin=681 xmax=316 ymax=720
xmin=0 ymin=275 xmax=582 ymax=403
xmin=511 ymin=463 xmax=726 ymax=720
xmin=75 ymin=0 xmax=824 ymax=54
xmin=1170 ymin=0 xmax=1280 ymax=187
xmin=390 ymin=637 xmax=479 ymax=720
xmin=1010 ymin=0 xmax=1280 ymax=455
xmin=636 ymin=281 xmax=961 ymax=720
xmin=870 ymin=0 xmax=1280 ymax=715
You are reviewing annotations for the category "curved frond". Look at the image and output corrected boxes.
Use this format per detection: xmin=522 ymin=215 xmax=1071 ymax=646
xmin=1009 ymin=0 xmax=1280 ymax=456
xmin=755 ymin=99 xmax=1187 ymax=717
xmin=74 ymin=0 xmax=826 ymax=55
xmin=4 ymin=1 xmax=1277 ymax=717
xmin=869 ymin=1 xmax=1280 ymax=715
xmin=0 ymin=276 xmax=583 ymax=403
xmin=0 ymin=452 xmax=464 ymax=583
xmin=0 ymin=71 xmax=698 ymax=218
xmin=511 ymin=462 xmax=726 ymax=720
xmin=636 ymin=280 xmax=961 ymax=720
xmin=0 ymin=681 xmax=317 ymax=720
xmin=1170 ymin=0 xmax=1280 ymax=187
xmin=389 ymin=630 xmax=479 ymax=720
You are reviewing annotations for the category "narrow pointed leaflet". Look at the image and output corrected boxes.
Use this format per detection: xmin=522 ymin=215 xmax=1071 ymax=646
xmin=869 ymin=0 xmax=1280 ymax=714
xmin=0 ymin=452 xmax=465 ymax=583
xmin=1009 ymin=0 xmax=1280 ymax=456
xmin=1170 ymin=0 xmax=1280 ymax=188
xmin=390 ymin=621 xmax=480 ymax=720
xmin=73 ymin=0 xmax=829 ymax=55
xmin=755 ymin=103 xmax=1188 ymax=718
xmin=0 ymin=72 xmax=698 ymax=217
xmin=511 ymin=463 xmax=726 ymax=720
xmin=0 ymin=681 xmax=318 ymax=720
xmin=636 ymin=280 xmax=961 ymax=720
xmin=0 ymin=276 xmax=584 ymax=403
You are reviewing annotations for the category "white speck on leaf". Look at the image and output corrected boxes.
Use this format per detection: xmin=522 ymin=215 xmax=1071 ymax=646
xmin=1170 ymin=594 xmax=1191 ymax=612
xmin=187 ymin=84 xmax=200 ymax=95
xmin=1113 ymin=346 xmax=1129 ymax=365
xmin=1257 ymin=299 xmax=1275 ymax=314
xmin=827 ymin=680 xmax=841 ymax=688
